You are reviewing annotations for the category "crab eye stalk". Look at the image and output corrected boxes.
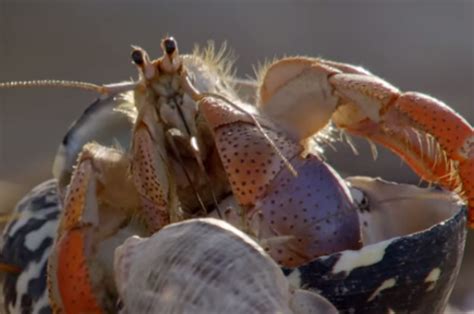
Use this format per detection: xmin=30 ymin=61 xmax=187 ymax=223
xmin=131 ymin=49 xmax=144 ymax=65
xmin=130 ymin=47 xmax=156 ymax=79
xmin=163 ymin=37 xmax=177 ymax=55
xmin=159 ymin=37 xmax=181 ymax=73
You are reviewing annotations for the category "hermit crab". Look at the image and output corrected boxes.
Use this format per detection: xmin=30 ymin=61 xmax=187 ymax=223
xmin=0 ymin=37 xmax=472 ymax=313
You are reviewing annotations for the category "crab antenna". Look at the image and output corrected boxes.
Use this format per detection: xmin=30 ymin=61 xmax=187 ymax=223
xmin=0 ymin=80 xmax=138 ymax=98
xmin=0 ymin=80 xmax=107 ymax=94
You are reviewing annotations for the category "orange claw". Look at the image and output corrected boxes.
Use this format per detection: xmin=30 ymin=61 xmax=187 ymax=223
xmin=333 ymin=76 xmax=474 ymax=226
xmin=257 ymin=57 xmax=474 ymax=228
xmin=393 ymin=93 xmax=474 ymax=226
xmin=460 ymin=161 xmax=474 ymax=226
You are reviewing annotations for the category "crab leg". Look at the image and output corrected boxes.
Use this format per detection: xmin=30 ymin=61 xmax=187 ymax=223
xmin=48 ymin=144 xmax=141 ymax=313
xmin=48 ymin=148 xmax=103 ymax=314
xmin=258 ymin=58 xmax=474 ymax=227
xmin=130 ymin=99 xmax=179 ymax=231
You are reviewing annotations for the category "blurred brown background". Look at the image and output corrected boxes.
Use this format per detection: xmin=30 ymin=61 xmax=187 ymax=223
xmin=0 ymin=0 xmax=473 ymax=311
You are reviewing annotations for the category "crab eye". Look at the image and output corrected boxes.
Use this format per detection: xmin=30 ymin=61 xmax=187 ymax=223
xmin=131 ymin=49 xmax=144 ymax=65
xmin=360 ymin=195 xmax=370 ymax=212
xmin=163 ymin=37 xmax=177 ymax=55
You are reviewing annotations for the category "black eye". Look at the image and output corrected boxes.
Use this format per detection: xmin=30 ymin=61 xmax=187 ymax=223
xmin=131 ymin=49 xmax=144 ymax=65
xmin=360 ymin=195 xmax=370 ymax=212
xmin=163 ymin=37 xmax=177 ymax=55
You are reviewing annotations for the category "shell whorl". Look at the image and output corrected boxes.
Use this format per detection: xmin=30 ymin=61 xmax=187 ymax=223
xmin=114 ymin=218 xmax=292 ymax=314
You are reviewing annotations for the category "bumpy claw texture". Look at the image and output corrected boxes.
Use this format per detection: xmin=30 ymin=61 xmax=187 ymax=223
xmin=131 ymin=124 xmax=172 ymax=231
xmin=199 ymin=97 xmax=362 ymax=267
xmin=258 ymin=57 xmax=474 ymax=227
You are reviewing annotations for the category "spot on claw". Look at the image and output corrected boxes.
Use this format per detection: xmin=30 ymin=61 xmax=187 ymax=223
xmin=460 ymin=135 xmax=474 ymax=159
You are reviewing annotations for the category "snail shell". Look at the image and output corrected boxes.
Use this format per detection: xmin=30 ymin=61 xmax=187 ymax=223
xmin=285 ymin=177 xmax=466 ymax=314
xmin=114 ymin=218 xmax=337 ymax=314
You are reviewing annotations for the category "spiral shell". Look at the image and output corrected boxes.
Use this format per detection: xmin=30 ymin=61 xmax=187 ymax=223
xmin=114 ymin=218 xmax=289 ymax=313
xmin=114 ymin=218 xmax=339 ymax=314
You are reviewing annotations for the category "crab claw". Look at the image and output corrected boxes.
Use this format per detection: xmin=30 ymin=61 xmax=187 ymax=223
xmin=330 ymin=76 xmax=474 ymax=227
xmin=258 ymin=57 xmax=474 ymax=227
xmin=199 ymin=96 xmax=361 ymax=267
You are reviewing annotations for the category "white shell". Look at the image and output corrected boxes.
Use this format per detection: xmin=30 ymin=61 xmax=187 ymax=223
xmin=114 ymin=218 xmax=337 ymax=314
xmin=347 ymin=176 xmax=462 ymax=245
xmin=114 ymin=218 xmax=292 ymax=314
